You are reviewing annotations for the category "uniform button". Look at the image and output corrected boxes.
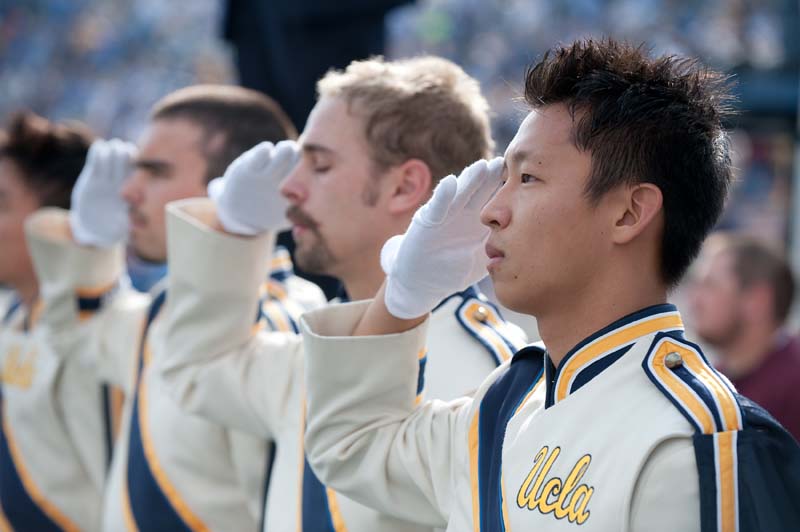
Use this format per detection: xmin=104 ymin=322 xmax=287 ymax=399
xmin=665 ymin=352 xmax=683 ymax=369
xmin=473 ymin=306 xmax=489 ymax=323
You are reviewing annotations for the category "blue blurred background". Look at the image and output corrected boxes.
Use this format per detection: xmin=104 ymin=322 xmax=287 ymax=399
xmin=1 ymin=0 xmax=798 ymax=250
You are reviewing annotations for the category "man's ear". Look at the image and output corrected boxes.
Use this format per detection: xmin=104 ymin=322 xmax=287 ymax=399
xmin=386 ymin=159 xmax=433 ymax=215
xmin=611 ymin=183 xmax=663 ymax=244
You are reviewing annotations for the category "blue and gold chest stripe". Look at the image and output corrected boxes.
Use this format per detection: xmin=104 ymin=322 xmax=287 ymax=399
xmin=469 ymin=345 xmax=545 ymax=532
xmin=0 ymin=297 xmax=81 ymax=531
xmin=124 ymin=289 xmax=212 ymax=532
xmin=299 ymin=287 xmax=515 ymax=531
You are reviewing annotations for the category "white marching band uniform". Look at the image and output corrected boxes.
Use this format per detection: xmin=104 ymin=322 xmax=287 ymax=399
xmin=21 ymin=206 xmax=326 ymax=532
xmin=0 ymin=214 xmax=123 ymax=532
xmin=155 ymin=198 xmax=528 ymax=532
xmin=301 ymin=300 xmax=800 ymax=532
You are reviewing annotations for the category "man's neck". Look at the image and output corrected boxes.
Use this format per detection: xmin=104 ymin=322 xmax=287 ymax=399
xmin=718 ymin=324 xmax=781 ymax=379
xmin=331 ymin=243 xmax=386 ymax=301
xmin=537 ymin=281 xmax=668 ymax=369
xmin=340 ymin=263 xmax=386 ymax=302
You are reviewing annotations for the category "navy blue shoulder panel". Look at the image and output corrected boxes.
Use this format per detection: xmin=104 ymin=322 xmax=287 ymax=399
xmin=726 ymin=395 xmax=800 ymax=532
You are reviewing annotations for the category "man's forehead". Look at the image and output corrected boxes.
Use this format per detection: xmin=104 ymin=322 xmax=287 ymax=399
xmin=504 ymin=106 xmax=575 ymax=164
xmin=139 ymin=118 xmax=205 ymax=151
xmin=300 ymin=98 xmax=367 ymax=155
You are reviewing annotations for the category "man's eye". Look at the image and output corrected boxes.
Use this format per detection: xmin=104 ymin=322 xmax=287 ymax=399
xmin=521 ymin=173 xmax=537 ymax=183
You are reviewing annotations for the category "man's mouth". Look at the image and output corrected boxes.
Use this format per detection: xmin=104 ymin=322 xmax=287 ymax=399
xmin=485 ymin=242 xmax=505 ymax=271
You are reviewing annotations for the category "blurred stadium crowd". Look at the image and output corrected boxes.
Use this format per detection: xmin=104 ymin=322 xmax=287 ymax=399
xmin=2 ymin=0 xmax=798 ymax=246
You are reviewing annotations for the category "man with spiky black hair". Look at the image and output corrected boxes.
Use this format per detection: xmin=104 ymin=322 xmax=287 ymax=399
xmin=300 ymin=39 xmax=800 ymax=531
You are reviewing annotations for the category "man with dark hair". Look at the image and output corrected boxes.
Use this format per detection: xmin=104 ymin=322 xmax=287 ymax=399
xmin=0 ymin=111 xmax=110 ymax=530
xmin=690 ymin=233 xmax=800 ymax=440
xmin=24 ymin=85 xmax=325 ymax=531
xmin=299 ymin=39 xmax=800 ymax=531
xmin=0 ymin=112 xmax=92 ymax=308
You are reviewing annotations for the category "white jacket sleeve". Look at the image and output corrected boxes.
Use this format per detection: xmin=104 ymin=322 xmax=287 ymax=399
xmin=25 ymin=207 xmax=148 ymax=392
xmin=629 ymin=437 xmax=700 ymax=531
xmin=301 ymin=301 xmax=475 ymax=528
xmin=157 ymin=198 xmax=305 ymax=439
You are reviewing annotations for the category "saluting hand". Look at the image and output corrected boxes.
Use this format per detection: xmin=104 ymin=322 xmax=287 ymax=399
xmin=70 ymin=139 xmax=137 ymax=247
xmin=208 ymin=140 xmax=299 ymax=236
xmin=380 ymin=157 xmax=504 ymax=319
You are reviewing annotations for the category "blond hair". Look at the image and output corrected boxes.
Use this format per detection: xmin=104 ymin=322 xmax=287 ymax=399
xmin=317 ymin=56 xmax=493 ymax=183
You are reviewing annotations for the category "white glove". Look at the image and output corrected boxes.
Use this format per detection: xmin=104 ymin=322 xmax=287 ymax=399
xmin=209 ymin=140 xmax=299 ymax=235
xmin=69 ymin=139 xmax=137 ymax=247
xmin=381 ymin=157 xmax=504 ymax=319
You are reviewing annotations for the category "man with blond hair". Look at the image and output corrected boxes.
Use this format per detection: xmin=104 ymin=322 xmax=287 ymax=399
xmin=157 ymin=55 xmax=527 ymax=531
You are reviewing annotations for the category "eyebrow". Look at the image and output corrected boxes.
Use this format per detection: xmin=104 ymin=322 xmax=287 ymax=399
xmin=134 ymin=159 xmax=171 ymax=174
xmin=507 ymin=149 xmax=535 ymax=168
xmin=301 ymin=143 xmax=334 ymax=156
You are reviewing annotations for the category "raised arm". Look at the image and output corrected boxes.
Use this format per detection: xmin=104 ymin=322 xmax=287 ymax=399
xmin=303 ymin=158 xmax=505 ymax=526
xmin=156 ymin=141 xmax=312 ymax=438
xmin=25 ymin=139 xmax=149 ymax=392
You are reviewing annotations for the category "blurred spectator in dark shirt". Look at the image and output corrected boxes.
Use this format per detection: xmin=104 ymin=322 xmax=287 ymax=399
xmin=689 ymin=233 xmax=800 ymax=441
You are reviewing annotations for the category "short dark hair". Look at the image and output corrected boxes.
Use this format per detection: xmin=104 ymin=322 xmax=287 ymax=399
xmin=524 ymin=39 xmax=735 ymax=286
xmin=720 ymin=235 xmax=795 ymax=324
xmin=0 ymin=111 xmax=94 ymax=208
xmin=151 ymin=85 xmax=297 ymax=182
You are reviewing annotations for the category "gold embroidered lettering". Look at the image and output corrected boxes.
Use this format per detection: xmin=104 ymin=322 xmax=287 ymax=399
xmin=516 ymin=446 xmax=594 ymax=524
xmin=517 ymin=446 xmax=548 ymax=508
xmin=1 ymin=346 xmax=36 ymax=389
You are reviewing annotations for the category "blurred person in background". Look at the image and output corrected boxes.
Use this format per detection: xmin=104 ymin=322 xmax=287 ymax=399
xmin=24 ymin=85 xmax=326 ymax=531
xmin=0 ymin=111 xmax=108 ymax=530
xmin=690 ymin=233 xmax=800 ymax=441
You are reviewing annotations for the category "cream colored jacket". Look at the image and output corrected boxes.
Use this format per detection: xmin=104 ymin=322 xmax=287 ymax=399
xmin=298 ymin=300 xmax=740 ymax=532
xmin=157 ymin=198 xmax=528 ymax=532
xmin=24 ymin=207 xmax=325 ymax=532
xmin=0 ymin=215 xmax=123 ymax=531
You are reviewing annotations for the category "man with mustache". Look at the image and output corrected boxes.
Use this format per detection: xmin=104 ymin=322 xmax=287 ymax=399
xmin=299 ymin=40 xmax=800 ymax=531
xmin=24 ymin=85 xmax=325 ymax=531
xmin=157 ymin=55 xmax=527 ymax=531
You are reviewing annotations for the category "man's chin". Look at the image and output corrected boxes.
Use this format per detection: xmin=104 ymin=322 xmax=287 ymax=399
xmin=294 ymin=246 xmax=334 ymax=276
